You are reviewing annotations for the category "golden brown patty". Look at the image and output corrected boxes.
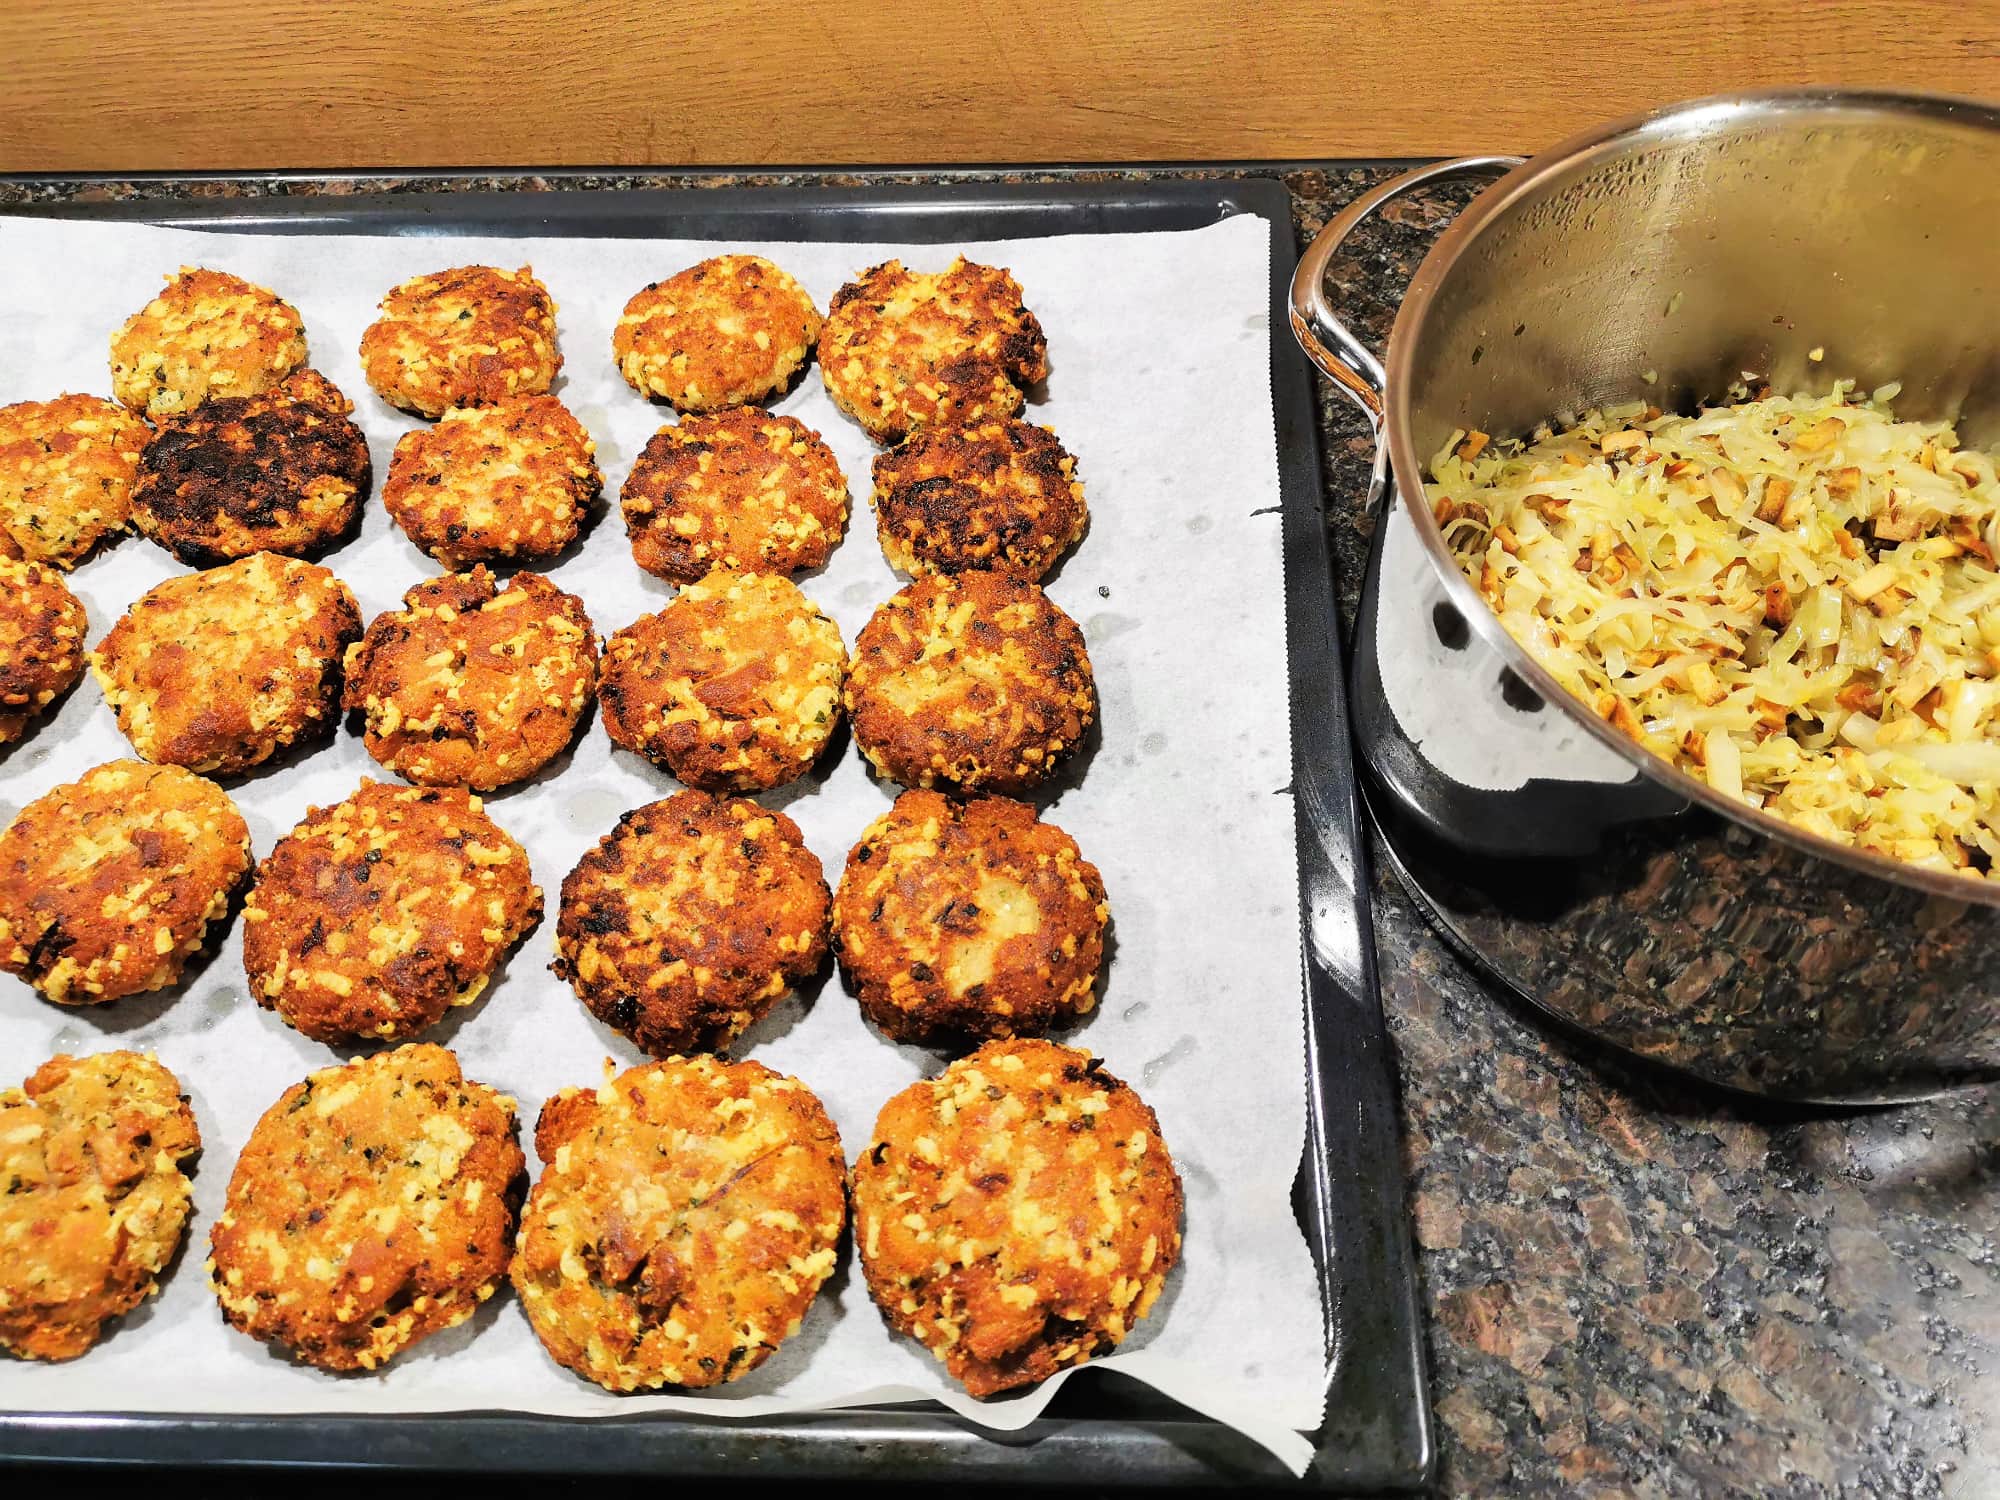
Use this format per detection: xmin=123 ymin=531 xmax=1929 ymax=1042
xmin=852 ymin=1038 xmax=1182 ymax=1396
xmin=513 ymin=1056 xmax=845 ymax=1391
xmin=0 ymin=557 xmax=87 ymax=744
xmin=621 ymin=408 xmax=848 ymax=583
xmin=242 ymin=781 xmax=542 ymax=1044
xmin=0 ymin=1050 xmax=201 ymax=1361
xmin=209 ymin=1043 xmax=523 ymax=1372
xmin=91 ymin=552 xmax=361 ymax=775
xmin=832 ymin=791 xmax=1107 ymax=1042
xmin=0 ymin=394 xmax=149 ymax=568
xmin=110 ymin=267 xmax=308 ymax=420
xmin=131 ymin=368 xmax=370 ymax=565
xmin=819 ymin=257 xmax=1048 ymax=445
xmin=873 ymin=420 xmax=1086 ymax=580
xmin=343 ymin=568 xmax=598 ymax=791
xmin=382 ymin=395 xmax=601 ymax=568
xmin=846 ymin=569 xmax=1095 ymax=794
xmin=613 ymin=255 xmax=822 ymax=412
xmin=552 ymin=791 xmax=830 ymax=1056
xmin=0 ymin=760 xmax=251 ymax=1003
xmin=360 ymin=265 xmax=561 ymax=418
xmin=599 ymin=571 xmax=844 ymax=792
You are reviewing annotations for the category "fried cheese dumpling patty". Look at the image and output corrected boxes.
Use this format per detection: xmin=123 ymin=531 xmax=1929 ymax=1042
xmin=209 ymin=1043 xmax=524 ymax=1372
xmin=613 ymin=255 xmax=822 ymax=412
xmin=343 ymin=567 xmax=598 ymax=791
xmin=360 ymin=264 xmax=561 ymax=418
xmin=242 ymin=781 xmax=542 ymax=1045
xmin=513 ymin=1055 xmax=845 ymax=1391
xmin=819 ymin=257 xmax=1048 ymax=446
xmin=109 ymin=266 xmax=308 ymax=420
xmin=852 ymin=1038 xmax=1183 ymax=1397
xmin=0 ymin=394 xmax=149 ymax=568
xmin=0 ymin=557 xmax=87 ymax=744
xmin=131 ymin=368 xmax=370 ymax=565
xmin=91 ymin=552 xmax=361 ymax=775
xmin=0 ymin=760 xmax=250 ymax=1004
xmin=599 ymin=571 xmax=844 ymax=792
xmin=382 ymin=394 xmax=601 ymax=568
xmin=0 ymin=1050 xmax=201 ymax=1361
xmin=621 ymin=408 xmax=848 ymax=584
xmin=832 ymin=791 xmax=1107 ymax=1042
xmin=846 ymin=569 xmax=1095 ymax=795
xmin=553 ymin=791 xmax=830 ymax=1056
xmin=873 ymin=419 xmax=1086 ymax=581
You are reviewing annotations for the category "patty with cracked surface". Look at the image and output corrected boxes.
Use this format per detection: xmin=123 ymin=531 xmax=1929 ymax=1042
xmin=0 ymin=556 xmax=87 ymax=744
xmin=110 ymin=266 xmax=307 ymax=419
xmin=614 ymin=255 xmax=821 ymax=412
xmin=360 ymin=265 xmax=561 ymax=418
xmin=0 ymin=393 xmax=149 ymax=567
xmin=873 ymin=419 xmax=1085 ymax=580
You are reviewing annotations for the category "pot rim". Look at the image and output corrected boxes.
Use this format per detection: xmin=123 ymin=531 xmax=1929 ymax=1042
xmin=1382 ymin=85 xmax=2000 ymax=908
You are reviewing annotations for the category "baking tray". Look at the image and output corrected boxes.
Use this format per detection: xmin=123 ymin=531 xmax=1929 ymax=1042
xmin=0 ymin=175 xmax=1432 ymax=1491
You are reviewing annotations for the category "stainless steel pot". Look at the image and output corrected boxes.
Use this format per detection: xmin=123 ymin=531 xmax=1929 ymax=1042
xmin=1293 ymin=89 xmax=2000 ymax=1102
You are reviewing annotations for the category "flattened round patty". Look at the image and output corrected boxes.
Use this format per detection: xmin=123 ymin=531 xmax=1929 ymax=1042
xmin=846 ymin=570 xmax=1095 ymax=794
xmin=91 ymin=552 xmax=361 ymax=775
xmin=621 ymin=408 xmax=848 ymax=583
xmin=832 ymin=791 xmax=1107 ymax=1042
xmin=110 ymin=267 xmax=307 ymax=419
xmin=599 ymin=571 xmax=844 ymax=792
xmin=614 ymin=255 xmax=822 ymax=412
xmin=343 ymin=568 xmax=598 ymax=791
xmin=553 ymin=791 xmax=830 ymax=1056
xmin=0 ymin=557 xmax=87 ymax=744
xmin=873 ymin=419 xmax=1085 ymax=580
xmin=852 ymin=1038 xmax=1182 ymax=1396
xmin=383 ymin=395 xmax=601 ymax=567
xmin=131 ymin=368 xmax=370 ymax=565
xmin=0 ymin=760 xmax=251 ymax=1003
xmin=0 ymin=394 xmax=149 ymax=568
xmin=0 ymin=1050 xmax=201 ymax=1361
xmin=209 ymin=1043 xmax=523 ymax=1371
xmin=360 ymin=265 xmax=561 ymax=418
xmin=242 ymin=781 xmax=542 ymax=1044
xmin=819 ymin=257 xmax=1048 ymax=445
xmin=513 ymin=1056 xmax=845 ymax=1391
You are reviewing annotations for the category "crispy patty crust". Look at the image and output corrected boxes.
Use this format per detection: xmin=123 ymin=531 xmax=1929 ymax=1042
xmin=873 ymin=419 xmax=1085 ymax=580
xmin=91 ymin=552 xmax=361 ymax=775
xmin=513 ymin=1056 xmax=845 ymax=1391
xmin=0 ymin=760 xmax=251 ymax=1003
xmin=0 ymin=394 xmax=149 ymax=568
xmin=131 ymin=368 xmax=370 ymax=565
xmin=846 ymin=570 xmax=1095 ymax=794
xmin=0 ymin=557 xmax=87 ymax=744
xmin=242 ymin=781 xmax=541 ymax=1044
xmin=832 ymin=791 xmax=1107 ymax=1042
xmin=0 ymin=1051 xmax=201 ymax=1361
xmin=614 ymin=255 xmax=822 ymax=412
xmin=621 ymin=408 xmax=848 ymax=583
xmin=553 ymin=791 xmax=830 ymax=1056
xmin=819 ymin=257 xmax=1048 ymax=445
xmin=110 ymin=267 xmax=308 ymax=419
xmin=599 ymin=571 xmax=844 ymax=792
xmin=852 ymin=1038 xmax=1182 ymax=1396
xmin=383 ymin=395 xmax=601 ymax=567
xmin=209 ymin=1043 xmax=524 ymax=1371
xmin=343 ymin=568 xmax=598 ymax=791
xmin=360 ymin=265 xmax=561 ymax=418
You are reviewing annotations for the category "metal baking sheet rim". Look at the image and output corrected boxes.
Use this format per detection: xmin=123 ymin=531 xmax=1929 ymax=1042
xmin=0 ymin=175 xmax=1434 ymax=1492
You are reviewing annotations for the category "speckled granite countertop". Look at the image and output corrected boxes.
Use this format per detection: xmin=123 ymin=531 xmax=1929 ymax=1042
xmin=2 ymin=167 xmax=1994 ymax=1499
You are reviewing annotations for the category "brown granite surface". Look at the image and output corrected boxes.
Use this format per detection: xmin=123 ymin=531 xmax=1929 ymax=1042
xmin=1 ymin=167 xmax=1993 ymax=1499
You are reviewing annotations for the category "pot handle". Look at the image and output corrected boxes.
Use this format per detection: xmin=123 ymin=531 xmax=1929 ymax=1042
xmin=1288 ymin=155 xmax=1525 ymax=433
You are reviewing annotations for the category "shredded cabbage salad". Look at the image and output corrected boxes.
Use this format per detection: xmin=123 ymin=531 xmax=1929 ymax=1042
xmin=1427 ymin=381 xmax=2000 ymax=879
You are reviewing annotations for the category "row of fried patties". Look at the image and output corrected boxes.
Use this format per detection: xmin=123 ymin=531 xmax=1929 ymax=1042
xmin=1 ymin=1038 xmax=1182 ymax=1398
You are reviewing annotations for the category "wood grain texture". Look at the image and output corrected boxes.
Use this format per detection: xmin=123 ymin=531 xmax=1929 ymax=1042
xmin=1 ymin=1 xmax=1995 ymax=171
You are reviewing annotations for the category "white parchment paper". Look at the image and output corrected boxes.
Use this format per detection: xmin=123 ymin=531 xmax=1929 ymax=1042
xmin=0 ymin=212 xmax=1325 ymax=1470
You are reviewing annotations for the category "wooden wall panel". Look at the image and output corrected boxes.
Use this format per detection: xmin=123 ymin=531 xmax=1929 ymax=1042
xmin=0 ymin=0 xmax=1994 ymax=171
